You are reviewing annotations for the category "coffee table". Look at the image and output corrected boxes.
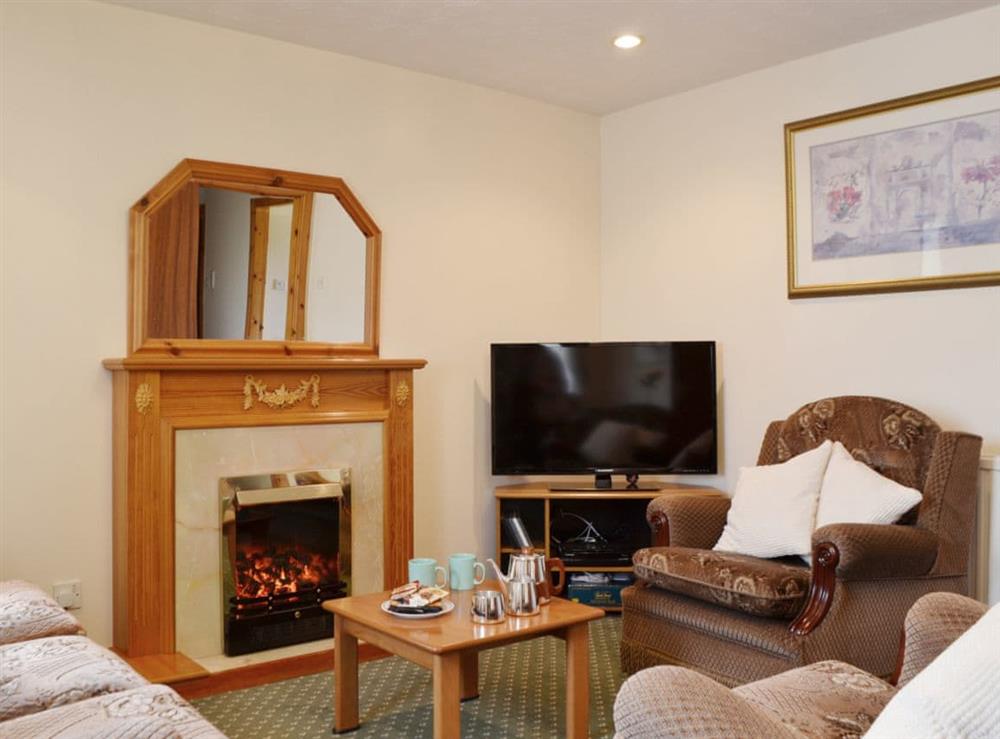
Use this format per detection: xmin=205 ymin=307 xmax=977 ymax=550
xmin=323 ymin=582 xmax=604 ymax=738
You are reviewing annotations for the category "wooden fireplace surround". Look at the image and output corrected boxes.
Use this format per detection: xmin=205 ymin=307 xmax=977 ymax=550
xmin=104 ymin=356 xmax=423 ymax=662
xmin=104 ymin=161 xmax=426 ymax=683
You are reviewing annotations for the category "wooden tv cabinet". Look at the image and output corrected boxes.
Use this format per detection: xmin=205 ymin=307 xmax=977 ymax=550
xmin=494 ymin=482 xmax=723 ymax=612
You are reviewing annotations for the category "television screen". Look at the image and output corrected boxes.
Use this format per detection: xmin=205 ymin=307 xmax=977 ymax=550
xmin=491 ymin=342 xmax=717 ymax=476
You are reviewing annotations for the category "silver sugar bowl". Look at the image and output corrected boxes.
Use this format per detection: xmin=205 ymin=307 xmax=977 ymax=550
xmin=471 ymin=589 xmax=506 ymax=624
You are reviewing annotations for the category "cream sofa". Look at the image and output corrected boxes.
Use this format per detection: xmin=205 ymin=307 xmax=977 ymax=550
xmin=0 ymin=580 xmax=224 ymax=737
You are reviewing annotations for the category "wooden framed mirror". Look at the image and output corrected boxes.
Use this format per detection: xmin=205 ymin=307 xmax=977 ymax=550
xmin=130 ymin=160 xmax=380 ymax=358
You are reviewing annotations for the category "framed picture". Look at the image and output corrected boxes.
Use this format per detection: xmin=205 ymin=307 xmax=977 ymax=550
xmin=785 ymin=76 xmax=1000 ymax=298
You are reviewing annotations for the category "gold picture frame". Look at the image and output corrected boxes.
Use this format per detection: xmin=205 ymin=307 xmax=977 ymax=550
xmin=785 ymin=76 xmax=1000 ymax=298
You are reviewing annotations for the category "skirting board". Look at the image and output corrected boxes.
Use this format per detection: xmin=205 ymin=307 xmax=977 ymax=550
xmin=172 ymin=644 xmax=389 ymax=700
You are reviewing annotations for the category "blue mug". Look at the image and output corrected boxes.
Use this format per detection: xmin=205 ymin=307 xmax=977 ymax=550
xmin=449 ymin=553 xmax=486 ymax=591
xmin=408 ymin=558 xmax=447 ymax=588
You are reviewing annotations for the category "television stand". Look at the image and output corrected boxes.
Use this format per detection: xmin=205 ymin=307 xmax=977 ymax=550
xmin=494 ymin=482 xmax=723 ymax=612
xmin=549 ymin=481 xmax=663 ymax=492
xmin=550 ymin=472 xmax=660 ymax=491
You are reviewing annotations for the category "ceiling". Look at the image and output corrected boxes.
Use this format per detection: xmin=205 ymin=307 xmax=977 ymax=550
xmin=106 ymin=0 xmax=994 ymax=114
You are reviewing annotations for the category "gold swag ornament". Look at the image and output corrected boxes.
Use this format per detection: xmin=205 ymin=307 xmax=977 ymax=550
xmin=243 ymin=374 xmax=321 ymax=410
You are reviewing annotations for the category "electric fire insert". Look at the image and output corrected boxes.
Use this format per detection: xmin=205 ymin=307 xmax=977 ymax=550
xmin=220 ymin=468 xmax=351 ymax=656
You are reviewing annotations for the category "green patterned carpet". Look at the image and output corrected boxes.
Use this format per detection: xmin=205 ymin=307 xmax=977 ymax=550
xmin=193 ymin=615 xmax=623 ymax=738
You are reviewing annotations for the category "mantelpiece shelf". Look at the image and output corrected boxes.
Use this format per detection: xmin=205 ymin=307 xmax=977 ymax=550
xmin=102 ymin=356 xmax=426 ymax=371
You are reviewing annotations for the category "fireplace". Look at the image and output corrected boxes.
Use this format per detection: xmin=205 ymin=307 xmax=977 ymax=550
xmin=220 ymin=468 xmax=351 ymax=656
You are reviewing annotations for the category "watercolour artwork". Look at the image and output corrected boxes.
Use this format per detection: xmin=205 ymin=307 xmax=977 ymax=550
xmin=809 ymin=110 xmax=1000 ymax=261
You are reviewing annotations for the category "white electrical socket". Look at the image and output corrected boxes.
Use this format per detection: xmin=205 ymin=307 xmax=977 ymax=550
xmin=53 ymin=580 xmax=82 ymax=610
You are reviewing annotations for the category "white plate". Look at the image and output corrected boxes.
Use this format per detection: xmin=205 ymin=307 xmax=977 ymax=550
xmin=380 ymin=599 xmax=455 ymax=619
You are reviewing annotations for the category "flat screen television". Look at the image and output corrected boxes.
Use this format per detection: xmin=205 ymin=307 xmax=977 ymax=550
xmin=491 ymin=341 xmax=717 ymax=487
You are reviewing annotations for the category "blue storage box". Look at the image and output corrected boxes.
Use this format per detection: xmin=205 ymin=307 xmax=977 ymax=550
xmin=566 ymin=576 xmax=632 ymax=607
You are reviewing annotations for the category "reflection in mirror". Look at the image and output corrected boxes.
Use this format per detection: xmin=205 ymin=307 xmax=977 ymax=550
xmin=142 ymin=171 xmax=373 ymax=346
xmin=307 ymin=194 xmax=367 ymax=344
xmin=200 ymin=188 xmax=249 ymax=339
xmin=196 ymin=188 xmax=367 ymax=342
xmin=199 ymin=188 xmax=294 ymax=340
xmin=252 ymin=198 xmax=293 ymax=341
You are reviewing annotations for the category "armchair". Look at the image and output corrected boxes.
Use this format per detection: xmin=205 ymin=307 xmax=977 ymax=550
xmin=621 ymin=396 xmax=982 ymax=686
xmin=614 ymin=592 xmax=990 ymax=738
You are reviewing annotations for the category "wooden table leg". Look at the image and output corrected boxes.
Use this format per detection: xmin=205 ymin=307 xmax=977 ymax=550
xmin=460 ymin=650 xmax=479 ymax=701
xmin=565 ymin=622 xmax=590 ymax=739
xmin=432 ymin=652 xmax=461 ymax=739
xmin=333 ymin=616 xmax=359 ymax=733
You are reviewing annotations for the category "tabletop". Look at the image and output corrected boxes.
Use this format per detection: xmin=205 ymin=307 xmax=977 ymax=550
xmin=323 ymin=581 xmax=604 ymax=655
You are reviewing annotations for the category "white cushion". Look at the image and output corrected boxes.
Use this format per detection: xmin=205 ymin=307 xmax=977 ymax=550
xmin=815 ymin=441 xmax=922 ymax=530
xmin=714 ymin=440 xmax=832 ymax=559
xmin=866 ymin=600 xmax=1000 ymax=738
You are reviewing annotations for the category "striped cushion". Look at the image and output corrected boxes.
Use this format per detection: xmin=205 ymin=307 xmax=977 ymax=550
xmin=714 ymin=442 xmax=832 ymax=559
xmin=815 ymin=442 xmax=922 ymax=530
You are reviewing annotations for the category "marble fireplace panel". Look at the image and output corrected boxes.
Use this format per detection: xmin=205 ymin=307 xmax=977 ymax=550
xmin=175 ymin=422 xmax=384 ymax=659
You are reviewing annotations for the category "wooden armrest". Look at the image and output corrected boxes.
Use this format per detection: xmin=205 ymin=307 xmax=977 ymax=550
xmin=790 ymin=524 xmax=938 ymax=636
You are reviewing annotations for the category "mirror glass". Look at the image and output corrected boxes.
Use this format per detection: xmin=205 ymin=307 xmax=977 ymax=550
xmin=200 ymin=189 xmax=293 ymax=340
xmin=148 ymin=185 xmax=368 ymax=343
xmin=307 ymin=194 xmax=367 ymax=344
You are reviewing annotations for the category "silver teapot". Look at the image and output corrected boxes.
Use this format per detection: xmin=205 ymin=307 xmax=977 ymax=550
xmin=487 ymin=551 xmax=566 ymax=614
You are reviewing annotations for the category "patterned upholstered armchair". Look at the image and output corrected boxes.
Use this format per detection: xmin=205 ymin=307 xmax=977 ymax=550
xmin=620 ymin=396 xmax=982 ymax=687
xmin=614 ymin=592 xmax=989 ymax=738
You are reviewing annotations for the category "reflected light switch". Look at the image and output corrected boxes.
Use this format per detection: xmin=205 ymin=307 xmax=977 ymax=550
xmin=272 ymin=278 xmax=287 ymax=291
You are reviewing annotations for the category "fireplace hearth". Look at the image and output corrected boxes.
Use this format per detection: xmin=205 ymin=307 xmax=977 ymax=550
xmin=220 ymin=469 xmax=351 ymax=656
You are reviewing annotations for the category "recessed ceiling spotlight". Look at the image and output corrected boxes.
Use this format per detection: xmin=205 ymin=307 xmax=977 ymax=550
xmin=613 ymin=34 xmax=643 ymax=50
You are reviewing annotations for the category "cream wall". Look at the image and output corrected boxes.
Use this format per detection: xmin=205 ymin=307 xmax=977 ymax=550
xmin=0 ymin=1 xmax=600 ymax=644
xmin=4 ymin=0 xmax=996 ymax=647
xmin=601 ymin=7 xmax=1000 ymax=494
